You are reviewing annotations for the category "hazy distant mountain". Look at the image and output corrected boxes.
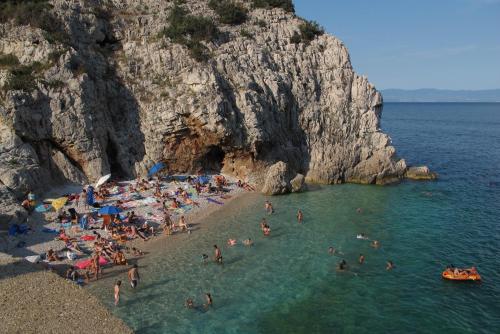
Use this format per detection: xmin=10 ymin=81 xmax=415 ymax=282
xmin=381 ymin=89 xmax=500 ymax=102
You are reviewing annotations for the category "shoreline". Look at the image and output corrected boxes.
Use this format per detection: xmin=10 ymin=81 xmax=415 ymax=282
xmin=86 ymin=190 xmax=255 ymax=284
xmin=0 ymin=175 xmax=256 ymax=333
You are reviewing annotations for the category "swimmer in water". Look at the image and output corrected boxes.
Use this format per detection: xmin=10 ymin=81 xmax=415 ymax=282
xmin=359 ymin=254 xmax=365 ymax=264
xmin=185 ymin=298 xmax=195 ymax=309
xmin=297 ymin=209 xmax=303 ymax=223
xmin=264 ymin=201 xmax=271 ymax=213
xmin=386 ymin=260 xmax=395 ymax=270
xmin=338 ymin=259 xmax=348 ymax=271
xmin=371 ymin=240 xmax=380 ymax=248
xmin=202 ymin=254 xmax=209 ymax=263
xmin=243 ymin=238 xmax=253 ymax=246
xmin=357 ymin=233 xmax=368 ymax=240
xmin=328 ymin=247 xmax=335 ymax=255
xmin=204 ymin=293 xmax=213 ymax=309
xmin=227 ymin=239 xmax=237 ymax=246
xmin=356 ymin=208 xmax=363 ymax=214
xmin=268 ymin=202 xmax=274 ymax=214
xmin=260 ymin=218 xmax=267 ymax=231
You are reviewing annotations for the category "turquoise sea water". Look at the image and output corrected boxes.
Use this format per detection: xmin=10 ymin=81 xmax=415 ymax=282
xmin=89 ymin=103 xmax=500 ymax=333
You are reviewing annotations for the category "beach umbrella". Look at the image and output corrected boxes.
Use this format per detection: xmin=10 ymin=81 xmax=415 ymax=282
xmin=98 ymin=206 xmax=122 ymax=215
xmin=148 ymin=162 xmax=166 ymax=177
xmin=51 ymin=197 xmax=68 ymax=211
xmin=95 ymin=174 xmax=111 ymax=188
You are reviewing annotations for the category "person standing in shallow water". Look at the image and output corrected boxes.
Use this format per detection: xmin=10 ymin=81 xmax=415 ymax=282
xmin=205 ymin=293 xmax=213 ymax=309
xmin=359 ymin=254 xmax=365 ymax=264
xmin=297 ymin=209 xmax=303 ymax=223
xmin=114 ymin=280 xmax=121 ymax=306
xmin=128 ymin=264 xmax=140 ymax=288
xmin=214 ymin=245 xmax=222 ymax=264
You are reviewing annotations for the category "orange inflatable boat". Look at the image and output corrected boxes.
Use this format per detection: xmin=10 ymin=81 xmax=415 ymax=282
xmin=442 ymin=268 xmax=481 ymax=281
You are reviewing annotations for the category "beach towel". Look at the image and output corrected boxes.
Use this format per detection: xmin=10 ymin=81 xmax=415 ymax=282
xmin=25 ymin=255 xmax=41 ymax=263
xmin=75 ymin=256 xmax=108 ymax=270
xmin=42 ymin=228 xmax=58 ymax=234
xmin=80 ymin=235 xmax=96 ymax=241
xmin=51 ymin=197 xmax=68 ymax=211
xmin=8 ymin=224 xmax=29 ymax=236
xmin=142 ymin=197 xmax=157 ymax=205
xmin=35 ymin=204 xmax=52 ymax=212
xmin=207 ymin=198 xmax=224 ymax=205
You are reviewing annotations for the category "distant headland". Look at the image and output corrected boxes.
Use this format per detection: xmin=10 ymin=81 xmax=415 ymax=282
xmin=381 ymin=89 xmax=500 ymax=102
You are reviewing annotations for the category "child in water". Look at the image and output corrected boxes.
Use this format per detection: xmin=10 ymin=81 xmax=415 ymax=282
xmin=114 ymin=280 xmax=121 ymax=306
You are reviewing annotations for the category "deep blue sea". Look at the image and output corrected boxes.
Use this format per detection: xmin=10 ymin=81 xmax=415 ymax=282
xmin=89 ymin=103 xmax=500 ymax=333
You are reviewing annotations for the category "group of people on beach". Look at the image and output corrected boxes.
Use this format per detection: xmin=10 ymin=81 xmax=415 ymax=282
xmin=18 ymin=171 xmax=257 ymax=310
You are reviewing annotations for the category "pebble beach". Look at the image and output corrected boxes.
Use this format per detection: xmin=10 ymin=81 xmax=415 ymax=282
xmin=0 ymin=174 xmax=250 ymax=333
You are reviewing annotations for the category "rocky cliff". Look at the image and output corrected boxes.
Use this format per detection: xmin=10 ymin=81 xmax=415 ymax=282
xmin=1 ymin=0 xmax=417 ymax=222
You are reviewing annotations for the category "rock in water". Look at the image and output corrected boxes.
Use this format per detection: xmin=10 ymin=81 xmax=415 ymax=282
xmin=0 ymin=0 xmax=433 ymax=222
xmin=405 ymin=166 xmax=438 ymax=180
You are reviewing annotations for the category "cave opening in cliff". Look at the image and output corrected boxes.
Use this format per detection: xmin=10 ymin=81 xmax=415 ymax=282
xmin=201 ymin=145 xmax=225 ymax=173
xmin=106 ymin=139 xmax=127 ymax=178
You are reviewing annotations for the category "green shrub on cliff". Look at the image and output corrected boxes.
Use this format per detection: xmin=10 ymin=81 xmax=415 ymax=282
xmin=0 ymin=0 xmax=69 ymax=44
xmin=161 ymin=3 xmax=219 ymax=62
xmin=290 ymin=20 xmax=324 ymax=45
xmin=208 ymin=0 xmax=248 ymax=25
xmin=0 ymin=54 xmax=20 ymax=68
xmin=3 ymin=61 xmax=51 ymax=92
xmin=5 ymin=64 xmax=37 ymax=92
xmin=252 ymin=0 xmax=295 ymax=13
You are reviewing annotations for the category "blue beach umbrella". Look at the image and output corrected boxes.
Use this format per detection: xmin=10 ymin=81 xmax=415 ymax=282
xmin=148 ymin=162 xmax=166 ymax=177
xmin=98 ymin=206 xmax=122 ymax=215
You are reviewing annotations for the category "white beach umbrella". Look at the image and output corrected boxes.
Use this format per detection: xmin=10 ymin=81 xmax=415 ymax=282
xmin=95 ymin=174 xmax=111 ymax=188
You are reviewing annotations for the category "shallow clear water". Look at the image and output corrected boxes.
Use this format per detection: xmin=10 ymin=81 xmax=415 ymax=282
xmin=89 ymin=103 xmax=500 ymax=333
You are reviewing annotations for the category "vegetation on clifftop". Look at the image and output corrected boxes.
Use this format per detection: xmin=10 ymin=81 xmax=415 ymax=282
xmin=291 ymin=20 xmax=324 ymax=45
xmin=252 ymin=0 xmax=295 ymax=13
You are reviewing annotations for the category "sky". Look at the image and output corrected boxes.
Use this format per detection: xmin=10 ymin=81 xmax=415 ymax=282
xmin=293 ymin=0 xmax=500 ymax=90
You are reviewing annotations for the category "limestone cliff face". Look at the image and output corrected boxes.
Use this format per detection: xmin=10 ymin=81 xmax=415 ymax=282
xmin=0 ymin=0 xmax=409 ymax=221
